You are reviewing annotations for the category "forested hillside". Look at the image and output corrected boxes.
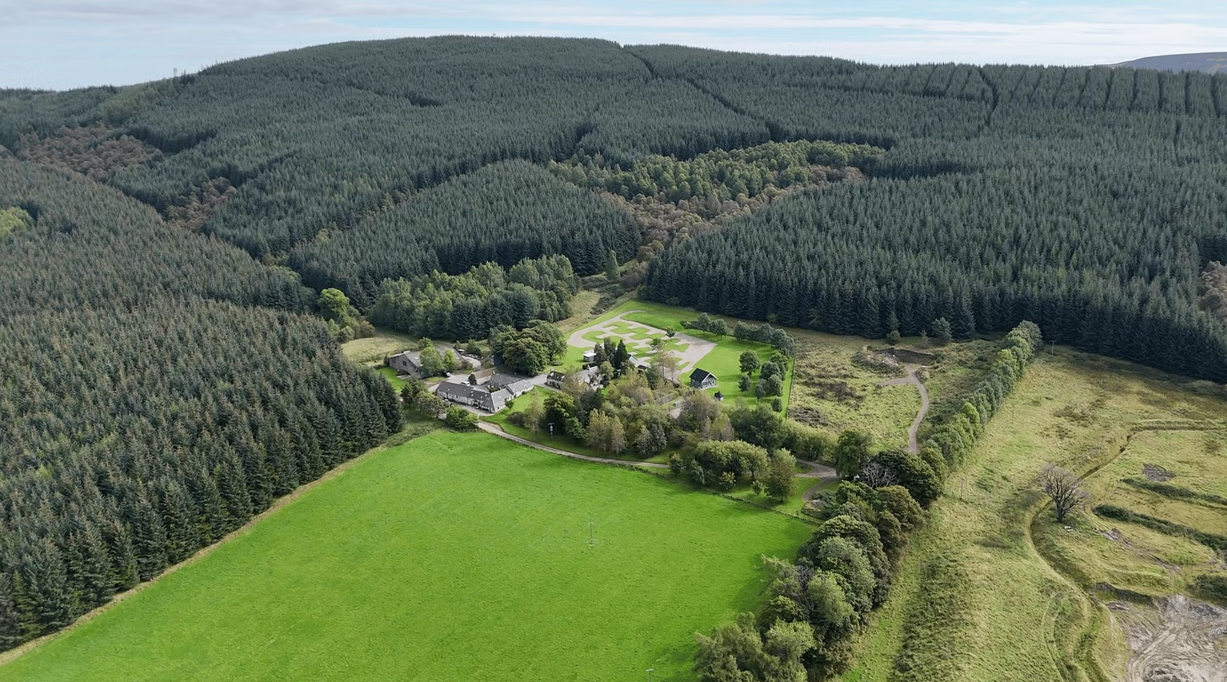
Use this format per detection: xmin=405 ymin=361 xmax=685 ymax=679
xmin=289 ymin=161 xmax=638 ymax=306
xmin=0 ymin=160 xmax=399 ymax=647
xmin=631 ymin=46 xmax=1227 ymax=382
xmin=4 ymin=38 xmax=1223 ymax=385
xmin=2 ymin=36 xmax=1227 ymax=653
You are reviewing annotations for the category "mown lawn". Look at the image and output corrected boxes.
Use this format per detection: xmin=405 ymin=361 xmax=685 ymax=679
xmin=562 ymin=299 xmax=794 ymax=410
xmin=0 ymin=431 xmax=811 ymax=682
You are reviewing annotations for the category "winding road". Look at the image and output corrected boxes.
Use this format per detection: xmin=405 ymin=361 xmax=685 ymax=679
xmin=878 ymin=366 xmax=930 ymax=454
xmin=477 ymin=422 xmax=670 ymax=468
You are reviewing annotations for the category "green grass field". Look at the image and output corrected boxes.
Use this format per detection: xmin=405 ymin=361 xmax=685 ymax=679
xmin=836 ymin=350 xmax=1227 ymax=682
xmin=0 ymin=431 xmax=811 ymax=682
xmin=340 ymin=329 xmax=416 ymax=365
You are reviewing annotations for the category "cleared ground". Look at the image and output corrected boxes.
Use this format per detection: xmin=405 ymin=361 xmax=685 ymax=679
xmin=837 ymin=350 xmax=1227 ymax=682
xmin=0 ymin=431 xmax=811 ymax=682
xmin=789 ymin=333 xmax=997 ymax=451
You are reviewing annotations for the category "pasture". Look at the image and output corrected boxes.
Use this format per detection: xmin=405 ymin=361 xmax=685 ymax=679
xmin=0 ymin=431 xmax=811 ymax=682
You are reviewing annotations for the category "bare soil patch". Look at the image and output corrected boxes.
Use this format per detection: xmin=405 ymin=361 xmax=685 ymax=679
xmin=1145 ymin=464 xmax=1177 ymax=482
xmin=1115 ymin=595 xmax=1227 ymax=682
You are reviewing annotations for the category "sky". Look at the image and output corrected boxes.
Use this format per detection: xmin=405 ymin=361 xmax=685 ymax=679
xmin=2 ymin=1 xmax=1226 ymax=90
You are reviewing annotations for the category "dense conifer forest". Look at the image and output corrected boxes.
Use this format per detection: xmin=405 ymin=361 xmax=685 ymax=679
xmin=0 ymin=159 xmax=398 ymax=647
xmin=2 ymin=35 xmax=1227 ymax=652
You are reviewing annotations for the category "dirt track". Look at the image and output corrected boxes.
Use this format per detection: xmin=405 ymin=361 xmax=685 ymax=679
xmin=878 ymin=366 xmax=930 ymax=454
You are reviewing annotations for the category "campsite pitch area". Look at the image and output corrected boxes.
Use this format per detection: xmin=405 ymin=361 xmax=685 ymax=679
xmin=561 ymin=300 xmax=792 ymax=406
xmin=0 ymin=431 xmax=811 ymax=682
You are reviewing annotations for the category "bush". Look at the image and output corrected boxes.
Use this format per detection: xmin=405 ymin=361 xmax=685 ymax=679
xmin=1093 ymin=505 xmax=1227 ymax=552
xmin=1191 ymin=574 xmax=1227 ymax=606
xmin=444 ymin=406 xmax=478 ymax=431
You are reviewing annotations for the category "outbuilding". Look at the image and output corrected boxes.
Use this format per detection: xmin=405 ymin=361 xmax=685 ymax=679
xmin=689 ymin=368 xmax=717 ymax=390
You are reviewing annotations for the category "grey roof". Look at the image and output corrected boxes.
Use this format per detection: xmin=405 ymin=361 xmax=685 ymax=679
xmin=486 ymin=389 xmax=512 ymax=412
xmin=690 ymin=368 xmax=716 ymax=382
xmin=546 ymin=370 xmax=566 ymax=382
xmin=437 ymin=381 xmax=511 ymax=412
xmin=389 ymin=350 xmax=421 ymax=366
xmin=487 ymin=373 xmax=529 ymax=389
xmin=504 ymin=379 xmax=536 ymax=397
xmin=436 ymin=381 xmax=480 ymax=401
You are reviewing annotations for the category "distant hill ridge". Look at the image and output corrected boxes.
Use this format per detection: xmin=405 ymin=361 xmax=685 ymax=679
xmin=1114 ymin=52 xmax=1227 ymax=73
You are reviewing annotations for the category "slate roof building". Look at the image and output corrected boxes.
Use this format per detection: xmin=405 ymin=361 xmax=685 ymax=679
xmin=436 ymin=381 xmax=511 ymax=413
xmin=545 ymin=370 xmax=567 ymax=388
xmin=468 ymin=367 xmax=497 ymax=385
xmin=488 ymin=373 xmax=535 ymax=398
xmin=387 ymin=351 xmax=424 ymax=378
xmin=689 ymin=368 xmax=717 ymax=389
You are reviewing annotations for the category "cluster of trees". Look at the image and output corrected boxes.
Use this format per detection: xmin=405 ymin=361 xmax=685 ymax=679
xmin=683 ymin=313 xmax=797 ymax=357
xmin=0 ymin=157 xmax=397 ymax=650
xmin=552 ymin=138 xmax=881 ymax=205
xmin=697 ymin=483 xmax=925 ymax=680
xmin=489 ymin=321 xmax=567 ymax=376
xmin=368 ymin=255 xmax=579 ymax=341
xmin=697 ymin=323 xmax=1043 ymax=680
xmin=317 ymin=288 xmax=374 ymax=341
xmin=1201 ymin=262 xmax=1227 ymax=323
xmin=738 ymin=351 xmax=789 ymax=406
xmin=0 ymin=204 xmax=31 ymax=239
xmin=511 ymin=372 xmax=676 ymax=459
xmin=672 ymin=440 xmax=797 ymax=499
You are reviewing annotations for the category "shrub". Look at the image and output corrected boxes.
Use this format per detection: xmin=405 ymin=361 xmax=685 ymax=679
xmin=444 ymin=407 xmax=478 ymax=431
xmin=1191 ymin=574 xmax=1227 ymax=606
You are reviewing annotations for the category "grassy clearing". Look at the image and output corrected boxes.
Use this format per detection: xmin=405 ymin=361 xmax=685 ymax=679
xmin=788 ymin=333 xmax=995 ymax=450
xmin=838 ymin=349 xmax=1227 ymax=682
xmin=375 ymin=366 xmax=409 ymax=392
xmin=0 ymin=431 xmax=812 ymax=682
xmin=1036 ymin=427 xmax=1227 ymax=601
xmin=340 ymin=329 xmax=416 ymax=365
